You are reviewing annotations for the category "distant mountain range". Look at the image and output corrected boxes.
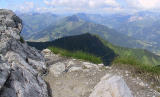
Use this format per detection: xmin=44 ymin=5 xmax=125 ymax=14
xmin=24 ymin=15 xmax=145 ymax=49
xmin=28 ymin=33 xmax=160 ymax=66
xmin=19 ymin=12 xmax=160 ymax=54
xmin=18 ymin=13 xmax=61 ymax=39
xmin=75 ymin=12 xmax=160 ymax=53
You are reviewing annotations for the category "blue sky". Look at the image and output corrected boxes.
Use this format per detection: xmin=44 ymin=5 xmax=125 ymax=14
xmin=0 ymin=0 xmax=160 ymax=14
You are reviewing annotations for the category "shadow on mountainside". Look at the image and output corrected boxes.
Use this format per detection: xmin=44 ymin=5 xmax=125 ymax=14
xmin=28 ymin=33 xmax=117 ymax=65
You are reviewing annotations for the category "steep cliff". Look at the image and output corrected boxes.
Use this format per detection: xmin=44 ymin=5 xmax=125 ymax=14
xmin=0 ymin=9 xmax=48 ymax=97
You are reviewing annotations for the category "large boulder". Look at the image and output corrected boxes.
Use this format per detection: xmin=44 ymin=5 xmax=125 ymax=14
xmin=0 ymin=9 xmax=48 ymax=97
xmin=89 ymin=74 xmax=133 ymax=97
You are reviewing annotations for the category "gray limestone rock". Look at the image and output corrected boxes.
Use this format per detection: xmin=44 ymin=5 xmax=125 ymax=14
xmin=49 ymin=62 xmax=66 ymax=77
xmin=0 ymin=9 xmax=48 ymax=97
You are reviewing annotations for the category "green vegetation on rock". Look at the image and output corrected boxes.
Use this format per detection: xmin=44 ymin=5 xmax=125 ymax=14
xmin=113 ymin=56 xmax=160 ymax=74
xmin=20 ymin=36 xmax=25 ymax=43
xmin=48 ymin=46 xmax=102 ymax=64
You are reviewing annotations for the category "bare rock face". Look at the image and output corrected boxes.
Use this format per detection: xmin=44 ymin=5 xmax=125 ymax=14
xmin=0 ymin=9 xmax=48 ymax=97
xmin=49 ymin=62 xmax=66 ymax=77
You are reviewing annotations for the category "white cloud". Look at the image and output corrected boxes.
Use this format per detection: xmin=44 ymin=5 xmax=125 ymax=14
xmin=43 ymin=0 xmax=50 ymax=5
xmin=6 ymin=0 xmax=160 ymax=14
xmin=105 ymin=0 xmax=119 ymax=7
xmin=18 ymin=1 xmax=34 ymax=12
xmin=126 ymin=0 xmax=160 ymax=10
xmin=42 ymin=0 xmax=121 ymax=13
xmin=43 ymin=0 xmax=120 ymax=9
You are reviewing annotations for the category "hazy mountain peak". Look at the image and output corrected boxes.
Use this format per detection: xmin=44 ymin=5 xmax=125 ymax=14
xmin=128 ymin=16 xmax=143 ymax=22
xmin=66 ymin=15 xmax=81 ymax=22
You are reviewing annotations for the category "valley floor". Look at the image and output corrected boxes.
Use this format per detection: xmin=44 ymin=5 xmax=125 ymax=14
xmin=42 ymin=49 xmax=160 ymax=97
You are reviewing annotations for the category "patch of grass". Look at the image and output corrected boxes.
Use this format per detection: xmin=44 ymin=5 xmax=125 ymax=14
xmin=100 ymin=37 xmax=160 ymax=66
xmin=157 ymin=88 xmax=160 ymax=93
xmin=48 ymin=46 xmax=102 ymax=64
xmin=20 ymin=36 xmax=25 ymax=43
xmin=82 ymin=65 xmax=88 ymax=69
xmin=112 ymin=56 xmax=160 ymax=74
xmin=112 ymin=56 xmax=160 ymax=91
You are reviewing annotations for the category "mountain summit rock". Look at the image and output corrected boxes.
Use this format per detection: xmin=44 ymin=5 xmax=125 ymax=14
xmin=0 ymin=9 xmax=48 ymax=97
xmin=1 ymin=9 xmax=160 ymax=97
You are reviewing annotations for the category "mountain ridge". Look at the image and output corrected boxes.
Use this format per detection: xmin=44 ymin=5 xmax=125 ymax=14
xmin=28 ymin=33 xmax=160 ymax=66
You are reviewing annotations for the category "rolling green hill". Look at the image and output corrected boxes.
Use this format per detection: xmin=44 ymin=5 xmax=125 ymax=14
xmin=28 ymin=33 xmax=160 ymax=66
xmin=100 ymin=37 xmax=160 ymax=66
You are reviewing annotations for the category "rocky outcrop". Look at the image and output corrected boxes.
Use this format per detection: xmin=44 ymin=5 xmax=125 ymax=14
xmin=43 ymin=49 xmax=160 ymax=97
xmin=42 ymin=49 xmax=133 ymax=97
xmin=0 ymin=9 xmax=48 ymax=97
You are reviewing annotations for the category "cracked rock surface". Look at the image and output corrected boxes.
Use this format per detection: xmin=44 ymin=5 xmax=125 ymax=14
xmin=0 ymin=9 xmax=48 ymax=97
